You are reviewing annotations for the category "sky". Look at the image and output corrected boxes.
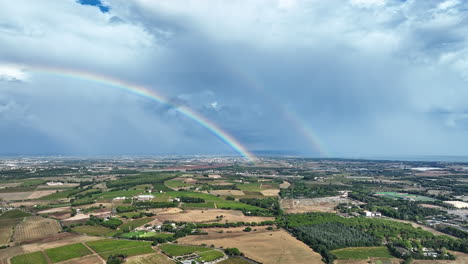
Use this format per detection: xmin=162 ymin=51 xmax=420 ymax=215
xmin=1 ymin=0 xmax=468 ymax=158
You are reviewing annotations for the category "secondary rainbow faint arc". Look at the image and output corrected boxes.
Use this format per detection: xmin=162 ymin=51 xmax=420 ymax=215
xmin=15 ymin=64 xmax=256 ymax=161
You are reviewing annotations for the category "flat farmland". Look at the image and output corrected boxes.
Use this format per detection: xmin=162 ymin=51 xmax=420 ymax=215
xmin=209 ymin=190 xmax=246 ymax=196
xmin=155 ymin=209 xmax=274 ymax=223
xmin=58 ymin=255 xmax=103 ymax=264
xmin=335 ymin=259 xmax=400 ymax=264
xmin=282 ymin=196 xmax=359 ymax=213
xmin=178 ymin=227 xmax=322 ymax=264
xmin=0 ymin=192 xmax=34 ymax=201
xmin=26 ymin=190 xmax=57 ymax=199
xmin=37 ymin=207 xmax=70 ymax=214
xmin=13 ymin=216 xmax=62 ymax=243
xmin=126 ymin=252 xmax=175 ymax=264
xmin=260 ymin=189 xmax=280 ymax=196
xmin=0 ymin=233 xmax=102 ymax=263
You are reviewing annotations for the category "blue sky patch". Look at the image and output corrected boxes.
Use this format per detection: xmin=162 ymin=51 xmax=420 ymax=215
xmin=77 ymin=0 xmax=109 ymax=13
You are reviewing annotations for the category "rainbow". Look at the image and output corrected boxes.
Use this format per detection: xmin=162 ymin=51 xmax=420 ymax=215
xmin=224 ymin=66 xmax=329 ymax=157
xmin=10 ymin=64 xmax=256 ymax=161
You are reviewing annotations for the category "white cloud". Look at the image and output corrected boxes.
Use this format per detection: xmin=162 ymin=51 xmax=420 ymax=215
xmin=0 ymin=65 xmax=28 ymax=82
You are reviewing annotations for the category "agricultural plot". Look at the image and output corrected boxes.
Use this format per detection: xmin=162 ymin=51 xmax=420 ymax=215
xmin=219 ymin=257 xmax=253 ymax=264
xmin=178 ymin=227 xmax=323 ymax=264
xmin=71 ymin=225 xmax=118 ymax=237
xmin=92 ymin=189 xmax=144 ymax=200
xmin=159 ymin=244 xmax=212 ymax=256
xmin=119 ymin=217 xmax=154 ymax=231
xmin=99 ymin=245 xmax=155 ymax=259
xmin=165 ymin=178 xmax=195 ymax=189
xmin=120 ymin=231 xmax=173 ymax=239
xmin=155 ymin=209 xmax=274 ymax=223
xmin=331 ymin=247 xmax=393 ymax=260
xmin=13 ymin=216 xmax=61 ymax=243
xmin=126 ymin=252 xmax=176 ymax=264
xmin=374 ymin=192 xmax=436 ymax=202
xmin=85 ymin=239 xmax=152 ymax=253
xmin=27 ymin=190 xmax=57 ymax=199
xmin=282 ymin=196 xmax=358 ymax=214
xmin=0 ymin=219 xmax=19 ymax=245
xmin=154 ymin=191 xmax=262 ymax=210
xmin=10 ymin=251 xmax=48 ymax=264
xmin=0 ymin=192 xmax=34 ymax=200
xmin=58 ymin=255 xmax=103 ymax=264
xmin=45 ymin=243 xmax=93 ymax=263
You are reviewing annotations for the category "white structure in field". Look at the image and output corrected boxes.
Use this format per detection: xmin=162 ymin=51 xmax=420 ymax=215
xmin=46 ymin=182 xmax=64 ymax=186
xmin=136 ymin=195 xmax=154 ymax=201
xmin=363 ymin=210 xmax=382 ymax=217
xmin=445 ymin=201 xmax=468 ymax=209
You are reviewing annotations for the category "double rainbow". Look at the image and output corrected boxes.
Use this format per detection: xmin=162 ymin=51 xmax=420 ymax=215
xmin=12 ymin=64 xmax=256 ymax=161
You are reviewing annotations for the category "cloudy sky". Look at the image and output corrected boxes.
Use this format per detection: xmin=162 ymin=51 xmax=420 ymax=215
xmin=1 ymin=0 xmax=468 ymax=158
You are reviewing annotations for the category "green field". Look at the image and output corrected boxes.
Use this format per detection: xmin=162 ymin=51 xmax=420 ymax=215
xmin=165 ymin=179 xmax=194 ymax=189
xmin=99 ymin=245 xmax=155 ymax=259
xmin=159 ymin=244 xmax=211 ymax=257
xmin=120 ymin=217 xmax=154 ymax=231
xmin=120 ymin=231 xmax=173 ymax=239
xmin=20 ymin=179 xmax=46 ymax=186
xmin=0 ymin=209 xmax=31 ymax=220
xmin=196 ymin=250 xmax=225 ymax=262
xmin=86 ymin=239 xmax=152 ymax=253
xmin=155 ymin=191 xmax=261 ymax=211
xmin=10 ymin=251 xmax=48 ymax=264
xmin=39 ymin=189 xmax=78 ymax=200
xmin=45 ymin=243 xmax=92 ymax=263
xmin=374 ymin=192 xmax=436 ymax=202
xmin=119 ymin=212 xmax=142 ymax=218
xmin=331 ymin=247 xmax=393 ymax=260
xmin=93 ymin=189 xmax=144 ymax=200
xmin=71 ymin=225 xmax=118 ymax=236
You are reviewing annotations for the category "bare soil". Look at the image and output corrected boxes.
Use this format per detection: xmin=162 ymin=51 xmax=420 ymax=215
xmin=178 ymin=227 xmax=322 ymax=264
xmin=282 ymin=196 xmax=360 ymax=213
xmin=27 ymin=190 xmax=57 ymax=199
xmin=260 ymin=189 xmax=280 ymax=196
xmin=209 ymin=190 xmax=245 ymax=196
xmin=0 ymin=192 xmax=34 ymax=201
xmin=13 ymin=216 xmax=62 ymax=243
xmin=155 ymin=209 xmax=274 ymax=223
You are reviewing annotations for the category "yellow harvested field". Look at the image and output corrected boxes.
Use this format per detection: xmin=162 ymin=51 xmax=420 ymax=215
xmin=178 ymin=227 xmax=322 ymax=264
xmin=279 ymin=181 xmax=291 ymax=189
xmin=209 ymin=190 xmax=245 ymax=196
xmin=146 ymin=208 xmax=183 ymax=215
xmin=126 ymin=252 xmax=175 ymax=264
xmin=260 ymin=189 xmax=280 ymax=196
xmin=59 ymin=254 xmax=103 ymax=264
xmin=156 ymin=209 xmax=274 ymax=223
xmin=0 ymin=192 xmax=34 ymax=201
xmin=13 ymin=216 xmax=62 ymax=243
xmin=37 ymin=207 xmax=70 ymax=214
xmin=27 ymin=190 xmax=57 ymax=199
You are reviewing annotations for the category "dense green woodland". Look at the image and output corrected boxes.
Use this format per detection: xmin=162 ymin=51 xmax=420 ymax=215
xmin=283 ymin=213 xmax=468 ymax=264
